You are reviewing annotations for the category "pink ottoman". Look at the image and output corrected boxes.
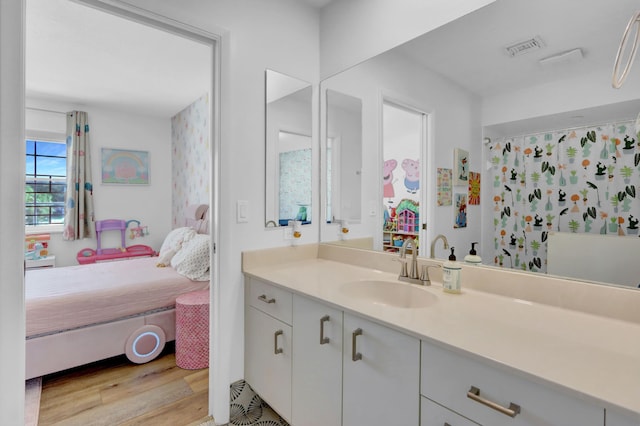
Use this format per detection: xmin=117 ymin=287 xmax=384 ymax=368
xmin=175 ymin=289 xmax=210 ymax=369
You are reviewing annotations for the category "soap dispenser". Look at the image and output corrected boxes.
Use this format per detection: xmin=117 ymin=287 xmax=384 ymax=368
xmin=464 ymin=242 xmax=482 ymax=265
xmin=442 ymin=247 xmax=462 ymax=294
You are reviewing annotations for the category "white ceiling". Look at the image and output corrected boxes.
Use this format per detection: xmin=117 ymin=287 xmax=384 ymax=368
xmin=26 ymin=0 xmax=211 ymax=118
xmin=397 ymin=0 xmax=640 ymax=98
xmin=26 ymin=0 xmax=640 ymax=120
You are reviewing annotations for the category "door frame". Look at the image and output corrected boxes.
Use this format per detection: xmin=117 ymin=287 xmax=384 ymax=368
xmin=32 ymin=0 xmax=227 ymax=421
xmin=379 ymin=90 xmax=434 ymax=255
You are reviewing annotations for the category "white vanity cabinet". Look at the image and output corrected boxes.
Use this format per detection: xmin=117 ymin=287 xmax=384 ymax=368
xmin=343 ymin=312 xmax=421 ymax=426
xmin=245 ymin=278 xmax=293 ymax=422
xmin=420 ymin=341 xmax=603 ymax=426
xmin=291 ymin=295 xmax=343 ymax=426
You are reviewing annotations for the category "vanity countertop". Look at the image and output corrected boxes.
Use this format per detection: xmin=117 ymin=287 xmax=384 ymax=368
xmin=243 ymin=255 xmax=640 ymax=418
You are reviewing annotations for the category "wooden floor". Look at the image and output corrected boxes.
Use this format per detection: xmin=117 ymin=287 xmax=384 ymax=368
xmin=38 ymin=344 xmax=211 ymax=426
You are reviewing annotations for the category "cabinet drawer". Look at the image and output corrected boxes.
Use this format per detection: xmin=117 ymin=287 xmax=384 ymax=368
xmin=421 ymin=396 xmax=480 ymax=426
xmin=421 ymin=341 xmax=603 ymax=426
xmin=248 ymin=278 xmax=292 ymax=325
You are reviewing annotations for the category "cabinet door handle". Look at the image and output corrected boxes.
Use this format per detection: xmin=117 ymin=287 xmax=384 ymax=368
xmin=274 ymin=329 xmax=284 ymax=355
xmin=320 ymin=315 xmax=330 ymax=345
xmin=351 ymin=328 xmax=363 ymax=361
xmin=444 ymin=423 xmax=451 ymax=426
xmin=258 ymin=294 xmax=276 ymax=304
xmin=466 ymin=386 xmax=521 ymax=418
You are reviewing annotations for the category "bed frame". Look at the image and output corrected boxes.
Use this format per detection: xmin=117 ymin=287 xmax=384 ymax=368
xmin=25 ymin=205 xmax=210 ymax=380
xmin=26 ymin=309 xmax=176 ymax=380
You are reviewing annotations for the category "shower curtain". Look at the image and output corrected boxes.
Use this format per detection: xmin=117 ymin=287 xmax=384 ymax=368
xmin=63 ymin=111 xmax=95 ymax=240
xmin=489 ymin=120 xmax=639 ymax=273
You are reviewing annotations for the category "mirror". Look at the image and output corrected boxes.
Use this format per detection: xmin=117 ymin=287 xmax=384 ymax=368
xmin=319 ymin=0 xmax=640 ymax=289
xmin=325 ymin=89 xmax=363 ymax=226
xmin=265 ymin=69 xmax=313 ymax=227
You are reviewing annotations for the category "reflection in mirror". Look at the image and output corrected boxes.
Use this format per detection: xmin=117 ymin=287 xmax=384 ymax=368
xmin=382 ymin=101 xmax=426 ymax=255
xmin=278 ymin=131 xmax=312 ymax=225
xmin=265 ymin=69 xmax=312 ymax=227
xmin=326 ymin=90 xmax=363 ymax=225
xmin=318 ymin=0 xmax=640 ymax=289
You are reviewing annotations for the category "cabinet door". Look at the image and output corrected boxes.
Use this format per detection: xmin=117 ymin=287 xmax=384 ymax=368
xmin=292 ymin=295 xmax=343 ymax=426
xmin=245 ymin=306 xmax=292 ymax=422
xmin=343 ymin=313 xmax=420 ymax=426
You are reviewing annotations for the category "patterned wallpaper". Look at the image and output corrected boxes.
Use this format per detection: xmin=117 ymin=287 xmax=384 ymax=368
xmin=171 ymin=93 xmax=210 ymax=227
xmin=489 ymin=120 xmax=639 ymax=273
xmin=279 ymin=148 xmax=312 ymax=222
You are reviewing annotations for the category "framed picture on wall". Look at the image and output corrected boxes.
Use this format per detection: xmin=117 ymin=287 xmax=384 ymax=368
xmin=437 ymin=168 xmax=452 ymax=206
xmin=454 ymin=192 xmax=467 ymax=228
xmin=453 ymin=148 xmax=469 ymax=186
xmin=101 ymin=148 xmax=150 ymax=185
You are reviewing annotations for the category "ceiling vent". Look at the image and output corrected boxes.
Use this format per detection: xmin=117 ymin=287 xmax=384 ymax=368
xmin=504 ymin=36 xmax=545 ymax=57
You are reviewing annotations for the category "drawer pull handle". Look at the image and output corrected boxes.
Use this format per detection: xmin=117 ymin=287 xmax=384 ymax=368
xmin=274 ymin=330 xmax=284 ymax=355
xmin=258 ymin=294 xmax=276 ymax=304
xmin=352 ymin=328 xmax=363 ymax=361
xmin=320 ymin=315 xmax=330 ymax=345
xmin=467 ymin=386 xmax=521 ymax=418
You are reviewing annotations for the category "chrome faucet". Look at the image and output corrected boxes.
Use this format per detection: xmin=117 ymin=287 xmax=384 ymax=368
xmin=398 ymin=238 xmax=419 ymax=282
xmin=430 ymin=234 xmax=450 ymax=259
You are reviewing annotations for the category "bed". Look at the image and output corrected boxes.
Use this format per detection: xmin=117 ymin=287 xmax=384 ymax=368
xmin=25 ymin=206 xmax=211 ymax=380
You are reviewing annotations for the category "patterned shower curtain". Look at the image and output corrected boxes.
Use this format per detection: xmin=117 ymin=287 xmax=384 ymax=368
xmin=489 ymin=120 xmax=639 ymax=273
xmin=63 ymin=111 xmax=95 ymax=240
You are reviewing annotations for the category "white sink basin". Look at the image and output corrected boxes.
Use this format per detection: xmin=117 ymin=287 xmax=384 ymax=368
xmin=340 ymin=280 xmax=437 ymax=309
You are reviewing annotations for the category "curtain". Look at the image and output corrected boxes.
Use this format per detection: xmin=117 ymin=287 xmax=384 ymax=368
xmin=63 ymin=111 xmax=95 ymax=240
xmin=489 ymin=120 xmax=639 ymax=273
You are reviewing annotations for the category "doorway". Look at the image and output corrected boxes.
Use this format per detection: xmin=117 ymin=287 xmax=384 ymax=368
xmin=24 ymin=0 xmax=222 ymax=421
xmin=382 ymin=100 xmax=429 ymax=255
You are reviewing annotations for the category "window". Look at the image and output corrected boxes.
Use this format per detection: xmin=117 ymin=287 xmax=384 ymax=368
xmin=25 ymin=139 xmax=66 ymax=226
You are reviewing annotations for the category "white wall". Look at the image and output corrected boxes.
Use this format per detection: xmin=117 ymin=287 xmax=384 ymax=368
xmin=321 ymin=49 xmax=483 ymax=254
xmin=26 ymin=99 xmax=172 ymax=267
xmin=0 ymin=1 xmax=26 ymax=424
xmin=320 ymin=0 xmax=496 ymax=79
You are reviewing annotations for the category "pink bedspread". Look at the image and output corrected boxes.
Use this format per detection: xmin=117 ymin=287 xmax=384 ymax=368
xmin=25 ymin=257 xmax=209 ymax=337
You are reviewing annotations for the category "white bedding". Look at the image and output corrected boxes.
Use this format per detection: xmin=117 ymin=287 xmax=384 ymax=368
xmin=25 ymin=257 xmax=209 ymax=337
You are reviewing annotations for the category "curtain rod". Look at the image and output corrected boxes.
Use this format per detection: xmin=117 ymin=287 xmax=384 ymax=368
xmin=26 ymin=107 xmax=67 ymax=115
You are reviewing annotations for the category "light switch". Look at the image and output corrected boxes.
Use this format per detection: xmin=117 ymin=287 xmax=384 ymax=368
xmin=237 ymin=200 xmax=249 ymax=223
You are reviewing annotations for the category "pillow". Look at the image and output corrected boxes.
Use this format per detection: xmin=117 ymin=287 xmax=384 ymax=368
xmin=157 ymin=227 xmax=197 ymax=266
xmin=170 ymin=234 xmax=210 ymax=281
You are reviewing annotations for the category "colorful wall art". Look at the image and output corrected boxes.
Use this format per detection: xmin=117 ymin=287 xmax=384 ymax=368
xmin=437 ymin=168 xmax=452 ymax=206
xmin=454 ymin=192 xmax=467 ymax=228
xmin=101 ymin=148 xmax=149 ymax=185
xmin=454 ymin=148 xmax=469 ymax=185
xmin=469 ymin=171 xmax=481 ymax=205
